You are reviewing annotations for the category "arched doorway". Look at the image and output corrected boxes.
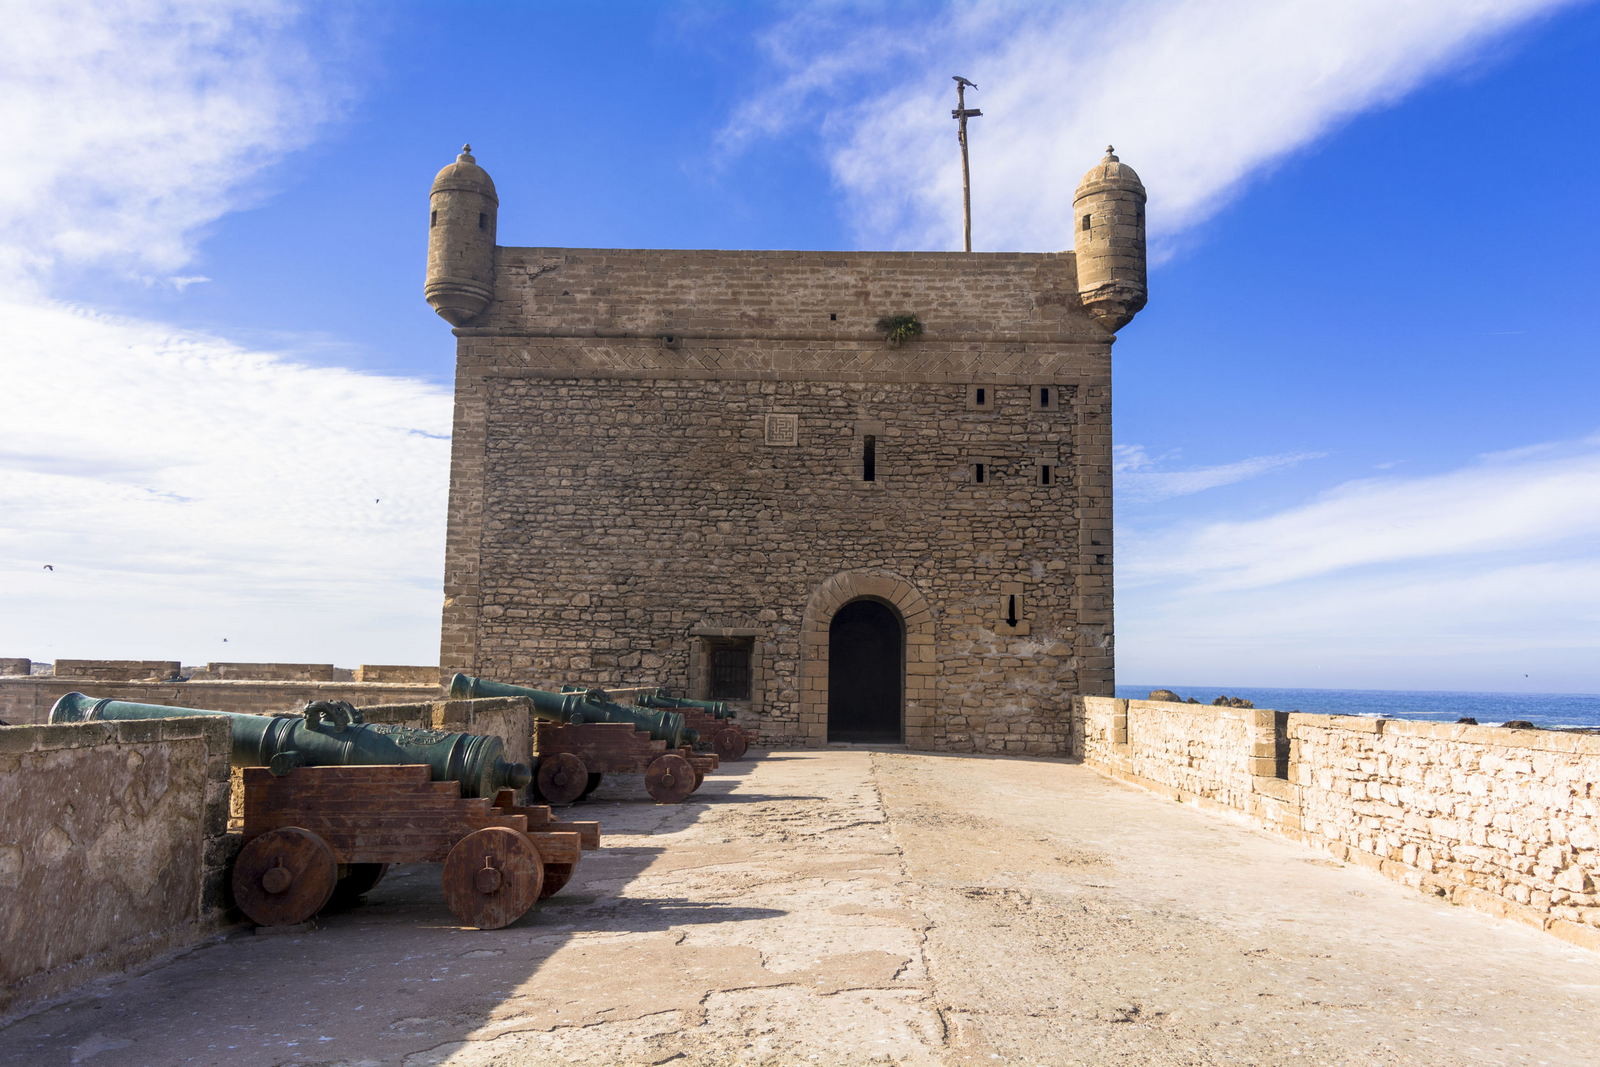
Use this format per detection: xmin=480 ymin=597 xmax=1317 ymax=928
xmin=828 ymin=598 xmax=903 ymax=742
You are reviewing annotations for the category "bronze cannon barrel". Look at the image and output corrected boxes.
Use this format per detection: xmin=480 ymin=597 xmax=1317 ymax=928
xmin=448 ymin=674 xmax=696 ymax=749
xmin=635 ymin=690 xmax=735 ymax=720
xmin=48 ymin=692 xmax=530 ymax=798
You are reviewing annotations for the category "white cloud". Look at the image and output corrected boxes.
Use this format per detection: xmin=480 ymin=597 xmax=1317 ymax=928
xmin=0 ymin=0 xmax=354 ymax=287
xmin=0 ymin=1 xmax=449 ymax=667
xmin=1114 ymin=443 xmax=1325 ymax=503
xmin=722 ymin=0 xmax=1577 ymax=251
xmin=0 ymin=300 xmax=452 ymax=664
xmin=1117 ymin=434 xmax=1600 ymax=691
xmin=1122 ymin=436 xmax=1600 ymax=592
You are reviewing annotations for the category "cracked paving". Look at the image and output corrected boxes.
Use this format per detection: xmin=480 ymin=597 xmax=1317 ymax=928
xmin=3 ymin=749 xmax=1599 ymax=1065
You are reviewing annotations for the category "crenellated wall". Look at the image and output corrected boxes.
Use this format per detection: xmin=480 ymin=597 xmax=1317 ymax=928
xmin=0 ymin=677 xmax=441 ymax=726
xmin=1079 ymin=697 xmax=1600 ymax=951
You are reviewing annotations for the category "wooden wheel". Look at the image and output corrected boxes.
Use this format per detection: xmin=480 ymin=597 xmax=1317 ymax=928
xmin=232 ymin=827 xmax=338 ymax=927
xmin=645 ymin=753 xmax=696 ymax=804
xmin=580 ymin=771 xmax=604 ymax=799
xmin=328 ymin=863 xmax=389 ymax=908
xmin=442 ymin=827 xmax=543 ymax=929
xmin=535 ymin=752 xmax=588 ymax=806
xmin=538 ymin=862 xmax=576 ymax=899
xmin=712 ymin=727 xmax=748 ymax=761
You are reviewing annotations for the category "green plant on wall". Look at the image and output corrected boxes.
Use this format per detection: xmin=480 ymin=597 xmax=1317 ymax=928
xmin=875 ymin=313 xmax=924 ymax=347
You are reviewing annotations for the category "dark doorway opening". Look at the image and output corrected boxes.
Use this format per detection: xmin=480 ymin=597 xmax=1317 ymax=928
xmin=828 ymin=598 xmax=903 ymax=742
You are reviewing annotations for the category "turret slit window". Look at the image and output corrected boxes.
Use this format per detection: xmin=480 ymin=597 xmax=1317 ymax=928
xmin=1081 ymin=214 xmax=1092 ymax=231
xmin=478 ymin=212 xmax=487 ymax=230
xmin=862 ymin=435 xmax=876 ymax=482
xmin=430 ymin=210 xmax=437 ymax=228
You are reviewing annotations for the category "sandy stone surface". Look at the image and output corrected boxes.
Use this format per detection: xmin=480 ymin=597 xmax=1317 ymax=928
xmin=3 ymin=749 xmax=1599 ymax=1065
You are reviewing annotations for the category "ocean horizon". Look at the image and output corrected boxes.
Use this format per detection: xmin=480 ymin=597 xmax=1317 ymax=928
xmin=1114 ymin=683 xmax=1600 ymax=731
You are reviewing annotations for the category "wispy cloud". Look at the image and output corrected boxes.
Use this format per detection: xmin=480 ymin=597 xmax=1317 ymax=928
xmin=721 ymin=0 xmax=1577 ymax=251
xmin=0 ymin=1 xmax=452 ymax=666
xmin=0 ymin=0 xmax=356 ymax=288
xmin=1122 ymin=435 xmax=1600 ymax=592
xmin=0 ymin=300 xmax=452 ymax=663
xmin=1117 ymin=434 xmax=1600 ymax=690
xmin=1114 ymin=444 xmax=1325 ymax=503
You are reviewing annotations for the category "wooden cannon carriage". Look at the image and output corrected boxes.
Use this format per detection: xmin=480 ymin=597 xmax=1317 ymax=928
xmin=233 ymin=764 xmax=600 ymax=929
xmin=533 ymin=721 xmax=719 ymax=805
xmin=566 ymin=686 xmax=759 ymax=763
xmin=447 ymin=675 xmax=720 ymax=805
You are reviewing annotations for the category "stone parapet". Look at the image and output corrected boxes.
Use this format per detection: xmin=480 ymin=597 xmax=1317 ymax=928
xmin=0 ymin=716 xmax=234 ymax=1020
xmin=1078 ymin=696 xmax=1600 ymax=951
xmin=0 ymin=677 xmax=441 ymax=726
xmin=188 ymin=662 xmax=337 ymax=681
xmin=53 ymin=659 xmax=181 ymax=682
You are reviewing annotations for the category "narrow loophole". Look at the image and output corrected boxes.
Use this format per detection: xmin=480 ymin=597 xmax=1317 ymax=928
xmin=863 ymin=435 xmax=876 ymax=482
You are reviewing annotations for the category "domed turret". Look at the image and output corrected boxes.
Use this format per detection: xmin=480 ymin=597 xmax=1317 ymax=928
xmin=1072 ymin=146 xmax=1147 ymax=332
xmin=425 ymin=145 xmax=499 ymax=325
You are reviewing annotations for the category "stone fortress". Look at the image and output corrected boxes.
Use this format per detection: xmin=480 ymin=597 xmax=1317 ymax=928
xmin=426 ymin=145 xmax=1147 ymax=753
xmin=4 ymin=143 xmax=1599 ymax=1032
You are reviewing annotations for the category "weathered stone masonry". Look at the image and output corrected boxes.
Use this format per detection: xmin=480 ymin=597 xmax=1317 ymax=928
xmin=1081 ymin=697 xmax=1600 ymax=951
xmin=429 ymin=148 xmax=1145 ymax=753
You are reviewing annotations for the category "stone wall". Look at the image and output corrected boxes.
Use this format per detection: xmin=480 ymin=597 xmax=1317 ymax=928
xmin=0 ymin=678 xmax=441 ymax=726
xmin=441 ymin=248 xmax=1114 ymax=753
xmin=1080 ymin=697 xmax=1600 ymax=950
xmin=53 ymin=659 xmax=181 ymax=682
xmin=188 ymin=662 xmax=338 ymax=681
xmin=0 ymin=658 xmax=32 ymax=677
xmin=0 ymin=717 xmax=233 ymax=1019
xmin=354 ymin=664 xmax=440 ymax=684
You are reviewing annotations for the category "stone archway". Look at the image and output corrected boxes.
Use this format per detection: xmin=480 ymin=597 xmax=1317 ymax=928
xmin=828 ymin=598 xmax=903 ymax=742
xmin=799 ymin=571 xmax=936 ymax=746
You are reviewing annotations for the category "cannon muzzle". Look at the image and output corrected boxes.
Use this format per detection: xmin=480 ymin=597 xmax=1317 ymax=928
xmin=49 ymin=692 xmax=530 ymax=798
xmin=448 ymin=673 xmax=697 ymax=748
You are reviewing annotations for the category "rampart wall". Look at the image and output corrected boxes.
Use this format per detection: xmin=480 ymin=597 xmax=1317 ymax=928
xmin=1080 ymin=697 xmax=1600 ymax=951
xmin=0 ymin=677 xmax=441 ymax=726
xmin=0 ymin=717 xmax=234 ymax=1020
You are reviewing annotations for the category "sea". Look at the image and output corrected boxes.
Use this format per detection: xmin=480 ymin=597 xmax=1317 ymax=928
xmin=1115 ymin=684 xmax=1600 ymax=731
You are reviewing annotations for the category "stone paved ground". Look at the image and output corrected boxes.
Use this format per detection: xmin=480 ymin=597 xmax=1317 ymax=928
xmin=4 ymin=749 xmax=1599 ymax=1066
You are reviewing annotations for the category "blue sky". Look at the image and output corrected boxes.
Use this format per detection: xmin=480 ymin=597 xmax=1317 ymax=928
xmin=1 ymin=0 xmax=1596 ymax=693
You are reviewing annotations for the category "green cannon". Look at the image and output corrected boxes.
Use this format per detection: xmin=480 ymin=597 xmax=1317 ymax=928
xmin=49 ymin=692 xmax=530 ymax=799
xmin=448 ymin=674 xmax=697 ymax=749
xmin=635 ymin=690 xmax=735 ymax=720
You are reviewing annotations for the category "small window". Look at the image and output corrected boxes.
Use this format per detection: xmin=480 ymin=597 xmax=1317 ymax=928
xmin=862 ymin=435 xmax=876 ymax=482
xmin=1038 ymin=462 xmax=1054 ymax=486
xmin=974 ymin=462 xmax=986 ymax=484
xmin=430 ymin=209 xmax=437 ymax=228
xmin=708 ymin=638 xmax=753 ymax=700
xmin=967 ymin=384 xmax=995 ymax=410
xmin=1081 ymin=214 xmax=1092 ymax=231
xmin=477 ymin=212 xmax=487 ymax=230
xmin=1034 ymin=385 xmax=1057 ymax=411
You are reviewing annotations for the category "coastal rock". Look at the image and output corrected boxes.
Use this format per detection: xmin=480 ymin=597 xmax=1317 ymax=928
xmin=1148 ymin=689 xmax=1182 ymax=702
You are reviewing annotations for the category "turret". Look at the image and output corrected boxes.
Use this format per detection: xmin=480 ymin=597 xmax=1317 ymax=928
xmin=1072 ymin=146 xmax=1147 ymax=332
xmin=425 ymin=144 xmax=498 ymax=325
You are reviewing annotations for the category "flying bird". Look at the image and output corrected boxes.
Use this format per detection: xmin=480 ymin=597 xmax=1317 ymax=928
xmin=42 ymin=564 xmax=53 ymax=571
